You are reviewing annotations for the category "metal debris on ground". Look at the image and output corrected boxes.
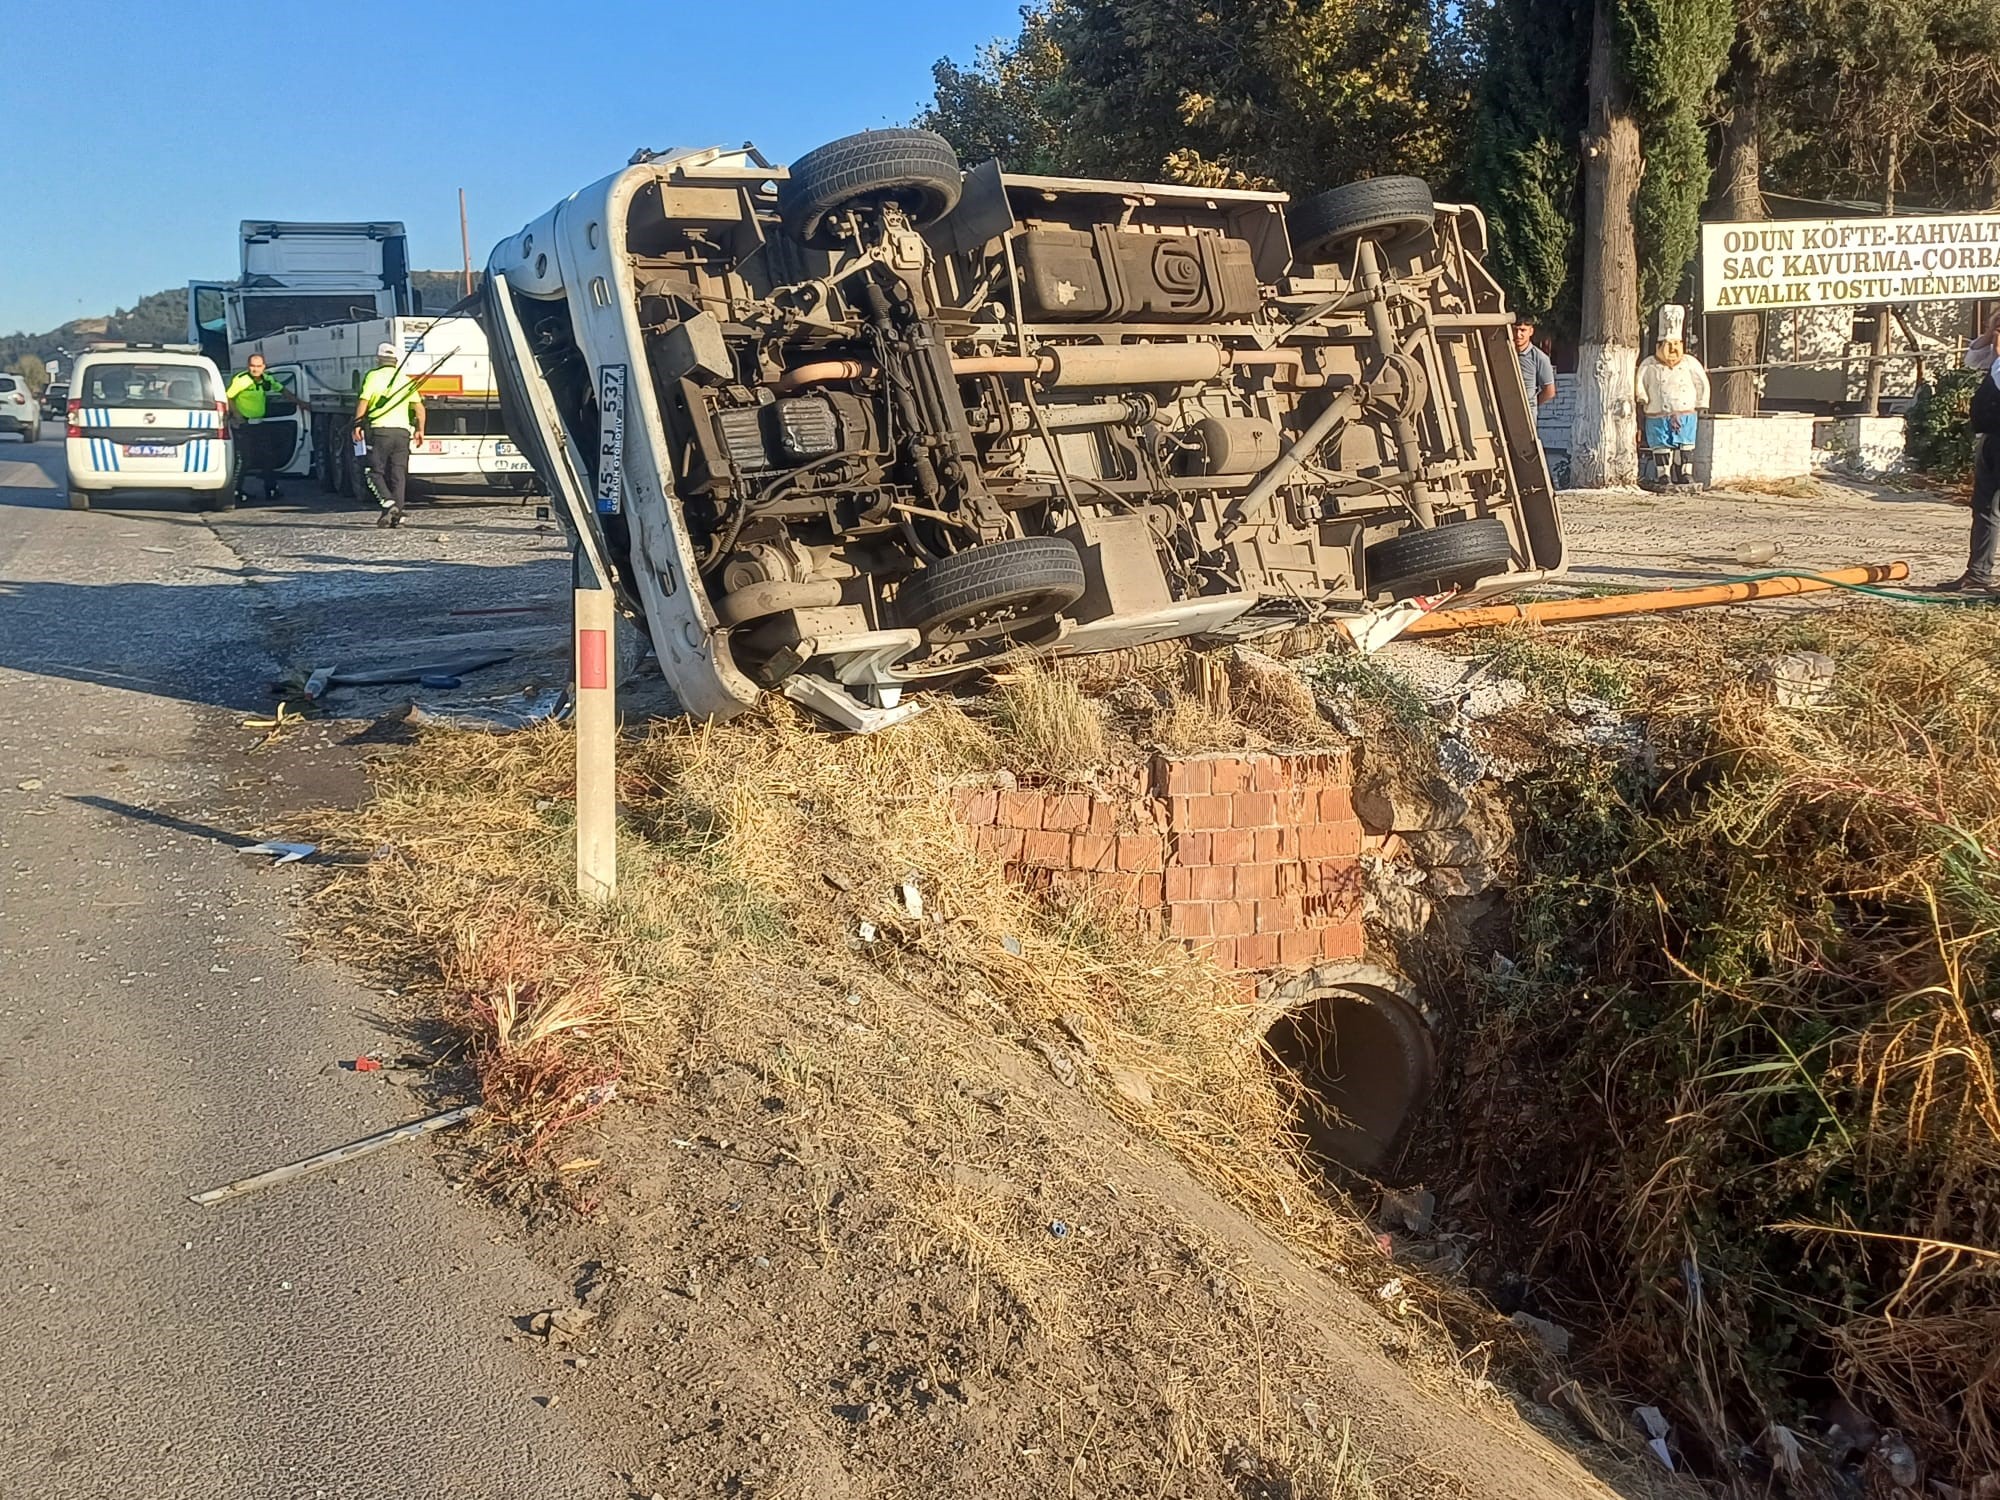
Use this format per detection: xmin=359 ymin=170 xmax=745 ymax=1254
xmin=238 ymin=840 xmax=317 ymax=864
xmin=406 ymin=686 xmax=568 ymax=733
xmin=1343 ymin=591 xmax=1458 ymax=654
xmin=188 ymin=1102 xmax=480 ymax=1205
xmin=325 ymin=649 xmax=516 ymax=688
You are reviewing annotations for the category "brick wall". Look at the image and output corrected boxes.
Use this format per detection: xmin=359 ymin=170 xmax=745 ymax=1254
xmin=952 ymin=751 xmax=1365 ymax=974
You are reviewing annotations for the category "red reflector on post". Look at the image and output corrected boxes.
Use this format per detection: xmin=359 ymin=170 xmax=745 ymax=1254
xmin=577 ymin=628 xmax=608 ymax=690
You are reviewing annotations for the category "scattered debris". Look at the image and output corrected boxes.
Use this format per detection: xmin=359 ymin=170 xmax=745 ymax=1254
xmin=239 ymin=840 xmax=317 ymax=864
xmin=1750 ymin=649 xmax=1837 ymax=708
xmin=239 ymin=703 xmax=302 ymax=732
xmin=419 ymin=673 xmax=463 ymax=690
xmin=1509 ymin=1310 xmax=1572 ymax=1359
xmin=1377 ymin=1186 xmax=1436 ymax=1236
xmin=1036 ymin=1040 xmax=1078 ymax=1087
xmin=188 ymin=1103 xmax=479 ymax=1205
xmin=1635 ymin=1405 xmax=1675 ymax=1470
xmin=529 ymin=1305 xmax=599 ymax=1342
xmin=897 ymin=877 xmax=923 ymax=919
xmin=302 ymin=666 xmax=337 ymax=700
xmin=406 ymin=686 xmax=567 ymax=733
xmin=16 ymin=778 xmax=43 ymax=792
xmin=346 ymin=1057 xmax=383 ymax=1073
xmin=1108 ymin=1066 xmax=1154 ymax=1110
xmin=325 ymin=649 xmax=515 ymax=688
xmin=779 ymin=673 xmax=926 ymax=734
xmin=1048 ymin=1220 xmax=1070 ymax=1239
xmin=1343 ymin=591 xmax=1456 ymax=654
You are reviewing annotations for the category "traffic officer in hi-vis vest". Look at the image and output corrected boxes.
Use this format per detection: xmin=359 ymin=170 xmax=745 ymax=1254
xmin=352 ymin=342 xmax=425 ymax=528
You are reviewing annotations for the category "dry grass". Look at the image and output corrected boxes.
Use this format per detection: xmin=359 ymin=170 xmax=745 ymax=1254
xmin=1448 ymin=603 xmax=2000 ymax=1486
xmin=984 ymin=662 xmax=1106 ymax=776
xmin=312 ymin=692 xmax=1545 ymax=1493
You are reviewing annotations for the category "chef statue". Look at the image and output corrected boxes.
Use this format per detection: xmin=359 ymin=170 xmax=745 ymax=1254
xmin=1635 ymin=304 xmax=1711 ymax=490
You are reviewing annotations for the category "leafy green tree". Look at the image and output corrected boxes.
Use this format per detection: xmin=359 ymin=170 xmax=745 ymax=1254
xmin=1470 ymin=0 xmax=1730 ymax=343
xmin=919 ymin=4 xmax=1072 ymax=174
xmin=921 ymin=0 xmax=1470 ymax=193
xmin=7 ymin=352 xmax=48 ymax=396
xmin=1762 ymin=0 xmax=2000 ymax=210
xmin=1465 ymin=0 xmax=1591 ymax=326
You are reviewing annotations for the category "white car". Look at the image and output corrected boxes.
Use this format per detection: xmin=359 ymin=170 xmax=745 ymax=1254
xmin=0 ymin=373 xmax=36 ymax=440
xmin=64 ymin=345 xmax=234 ymax=511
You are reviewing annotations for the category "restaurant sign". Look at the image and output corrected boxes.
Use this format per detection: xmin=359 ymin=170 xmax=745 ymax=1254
xmin=1699 ymin=213 xmax=2000 ymax=311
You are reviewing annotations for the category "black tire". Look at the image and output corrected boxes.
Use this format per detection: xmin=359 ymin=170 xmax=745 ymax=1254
xmin=1363 ymin=516 xmax=1515 ymax=599
xmin=896 ymin=536 xmax=1086 ymax=643
xmin=1288 ymin=176 xmax=1436 ymax=264
xmin=779 ymin=128 xmax=963 ymax=248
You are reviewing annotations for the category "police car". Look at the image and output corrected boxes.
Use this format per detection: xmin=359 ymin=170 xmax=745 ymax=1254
xmin=64 ymin=345 xmax=234 ymax=511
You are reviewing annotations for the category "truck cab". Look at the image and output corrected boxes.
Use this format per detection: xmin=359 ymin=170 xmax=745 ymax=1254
xmin=188 ymin=222 xmax=530 ymax=501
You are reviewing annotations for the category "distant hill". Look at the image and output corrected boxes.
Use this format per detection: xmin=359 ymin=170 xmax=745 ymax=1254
xmin=1 ymin=272 xmax=485 ymax=379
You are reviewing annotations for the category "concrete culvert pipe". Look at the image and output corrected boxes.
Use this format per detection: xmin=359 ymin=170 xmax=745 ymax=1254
xmin=1256 ymin=963 xmax=1435 ymax=1177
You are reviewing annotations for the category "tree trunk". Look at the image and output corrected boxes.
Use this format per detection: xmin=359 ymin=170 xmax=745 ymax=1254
xmin=1571 ymin=0 xmax=1642 ymax=489
xmin=1709 ymin=37 xmax=1762 ymax=417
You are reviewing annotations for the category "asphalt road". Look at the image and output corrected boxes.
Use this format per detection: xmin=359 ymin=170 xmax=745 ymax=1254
xmin=0 ymin=429 xmax=611 ymax=1499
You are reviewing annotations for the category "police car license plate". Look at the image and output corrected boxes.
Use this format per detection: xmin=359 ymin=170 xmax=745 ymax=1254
xmin=124 ymin=444 xmax=174 ymax=456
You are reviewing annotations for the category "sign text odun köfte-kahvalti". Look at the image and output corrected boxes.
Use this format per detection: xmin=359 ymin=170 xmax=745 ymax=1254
xmin=1699 ymin=214 xmax=2000 ymax=311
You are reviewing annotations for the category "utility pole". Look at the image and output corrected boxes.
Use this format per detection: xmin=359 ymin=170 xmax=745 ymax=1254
xmin=573 ymin=546 xmax=617 ymax=904
xmin=459 ymin=189 xmax=474 ymax=299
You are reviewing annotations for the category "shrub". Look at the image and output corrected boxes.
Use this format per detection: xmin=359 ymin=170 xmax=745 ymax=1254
xmin=1905 ymin=365 xmax=1982 ymax=482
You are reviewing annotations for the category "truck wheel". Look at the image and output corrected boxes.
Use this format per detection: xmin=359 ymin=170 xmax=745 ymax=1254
xmin=779 ymin=128 xmax=962 ymax=248
xmin=66 ymin=489 xmax=90 ymax=511
xmin=1363 ymin=516 xmax=1515 ymax=599
xmin=1289 ymin=176 xmax=1435 ymax=264
xmin=895 ymin=536 xmax=1086 ymax=643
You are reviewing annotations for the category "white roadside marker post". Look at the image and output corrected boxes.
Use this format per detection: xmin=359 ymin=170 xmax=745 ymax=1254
xmin=573 ymin=546 xmax=617 ymax=903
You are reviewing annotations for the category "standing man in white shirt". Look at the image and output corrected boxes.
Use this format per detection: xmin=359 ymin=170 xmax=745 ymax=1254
xmin=1943 ymin=309 xmax=2000 ymax=595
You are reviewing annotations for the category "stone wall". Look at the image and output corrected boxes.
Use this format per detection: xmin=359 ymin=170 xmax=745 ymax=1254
xmin=952 ymin=750 xmax=1365 ymax=975
xmin=1696 ymin=412 xmax=1820 ymax=485
xmin=1813 ymin=414 xmax=1909 ymax=476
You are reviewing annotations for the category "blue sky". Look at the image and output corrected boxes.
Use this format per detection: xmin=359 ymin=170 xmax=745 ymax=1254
xmin=0 ymin=0 xmax=1023 ymax=334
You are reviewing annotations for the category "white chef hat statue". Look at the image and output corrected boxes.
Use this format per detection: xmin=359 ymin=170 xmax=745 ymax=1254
xmin=1636 ymin=303 xmax=1710 ymax=488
